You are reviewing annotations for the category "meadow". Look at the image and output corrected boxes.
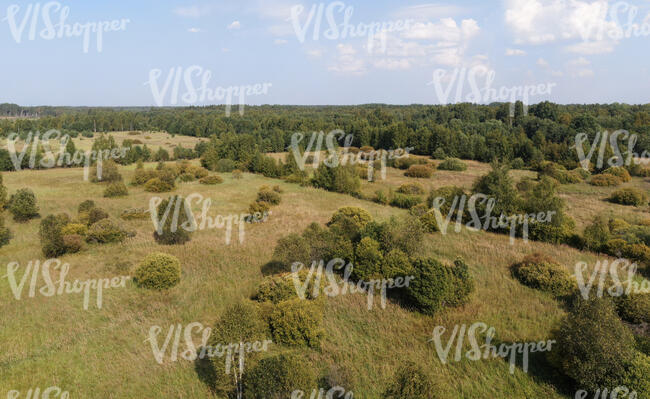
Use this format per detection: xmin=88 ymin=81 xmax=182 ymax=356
xmin=2 ymin=153 xmax=647 ymax=398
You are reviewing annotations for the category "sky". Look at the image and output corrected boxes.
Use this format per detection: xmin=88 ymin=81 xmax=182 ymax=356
xmin=1 ymin=0 xmax=649 ymax=106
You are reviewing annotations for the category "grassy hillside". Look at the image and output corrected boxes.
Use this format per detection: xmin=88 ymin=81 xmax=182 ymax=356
xmin=0 ymin=160 xmax=646 ymax=398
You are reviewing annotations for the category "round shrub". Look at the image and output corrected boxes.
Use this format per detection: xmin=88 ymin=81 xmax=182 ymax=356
xmin=384 ymin=361 xmax=437 ymax=399
xmin=253 ymin=272 xmax=319 ymax=303
xmin=328 ymin=207 xmax=372 ymax=228
xmin=272 ymin=185 xmax=283 ymax=193
xmin=62 ymin=234 xmax=83 ymax=253
xmin=353 ymin=237 xmax=384 ymax=281
xmin=609 ymin=188 xmax=648 ymax=206
xmin=390 ymin=193 xmax=423 ymax=209
xmin=152 ymin=196 xmax=192 ymax=245
xmin=549 ymin=297 xmax=637 ymax=392
xmin=103 ymin=181 xmax=128 ymax=198
xmin=273 ymin=233 xmax=311 ymax=270
xmin=90 ymin=160 xmax=122 ymax=183
xmin=615 ymin=293 xmax=650 ymax=324
xmin=445 ymin=259 xmax=475 ymax=307
xmin=419 ymin=211 xmax=439 ymax=233
xmin=86 ymin=219 xmax=127 ymax=244
xmin=215 ymin=158 xmax=237 ymax=172
xmin=134 ymin=252 xmax=181 ymax=290
xmin=61 ymin=223 xmax=88 ymax=237
xmin=244 ymin=354 xmax=317 ymax=399
xmin=397 ymin=183 xmax=425 ymax=195
xmin=609 ymin=218 xmax=631 ymax=233
xmin=85 ymin=207 xmax=109 ymax=226
xmin=511 ymin=158 xmax=525 ymax=169
xmin=511 ymin=253 xmax=574 ymax=296
xmin=178 ymin=173 xmax=196 ymax=182
xmin=590 ymin=173 xmax=622 ymax=186
xmin=256 ymin=189 xmax=280 ymax=205
xmin=132 ymin=169 xmax=158 ymax=186
xmin=405 ymin=165 xmax=433 ymax=178
xmin=120 ymin=208 xmax=148 ymax=220
xmin=8 ymin=188 xmax=39 ymax=222
xmin=39 ymin=214 xmax=70 ymax=257
xmin=572 ymin=167 xmax=591 ymax=179
xmin=432 ymin=148 xmax=447 ymax=160
xmin=622 ymin=243 xmax=650 ymax=264
xmin=248 ymin=201 xmax=270 ymax=222
xmin=603 ymin=166 xmax=632 ymax=182
xmin=438 ymin=157 xmax=467 ymax=171
xmin=406 ymin=258 xmax=451 ymax=315
xmin=199 ymin=175 xmax=223 ymax=185
xmin=144 ymin=177 xmax=174 ymax=193
xmin=0 ymin=216 xmax=11 ymax=248
xmin=78 ymin=200 xmax=96 ymax=214
xmin=381 ymin=249 xmax=413 ymax=280
xmin=269 ymin=298 xmax=323 ymax=348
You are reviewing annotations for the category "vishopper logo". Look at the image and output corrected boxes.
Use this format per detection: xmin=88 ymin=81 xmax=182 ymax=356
xmin=5 ymin=130 xmax=129 ymax=181
xmin=289 ymin=130 xmax=413 ymax=181
xmin=290 ymin=1 xmax=413 ymax=54
xmin=144 ymin=322 xmax=272 ymax=368
xmin=3 ymin=2 xmax=129 ymax=53
xmin=428 ymin=66 xmax=556 ymax=117
xmin=429 ymin=322 xmax=555 ymax=374
xmin=431 ymin=194 xmax=556 ymax=245
xmin=4 ymin=259 xmax=130 ymax=310
xmin=6 ymin=386 xmax=70 ymax=399
xmin=575 ymin=258 xmax=649 ymax=300
xmin=575 ymin=386 xmax=638 ymax=399
xmin=291 ymin=387 xmax=353 ymax=399
xmin=291 ymin=258 xmax=414 ymax=310
xmin=149 ymin=194 xmax=270 ymax=245
xmin=145 ymin=66 xmax=272 ymax=115
xmin=577 ymin=1 xmax=650 ymax=42
xmin=573 ymin=130 xmax=650 ymax=170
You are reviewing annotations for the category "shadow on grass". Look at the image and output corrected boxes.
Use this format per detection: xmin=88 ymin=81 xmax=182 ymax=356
xmin=194 ymin=348 xmax=216 ymax=392
xmin=261 ymin=260 xmax=286 ymax=276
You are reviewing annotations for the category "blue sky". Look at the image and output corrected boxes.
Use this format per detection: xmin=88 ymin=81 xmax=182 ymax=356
xmin=1 ymin=0 xmax=649 ymax=106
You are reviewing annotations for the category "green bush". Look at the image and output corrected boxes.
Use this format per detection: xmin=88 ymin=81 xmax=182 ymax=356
xmin=609 ymin=188 xmax=648 ymax=206
xmin=397 ymin=183 xmax=425 ymax=195
xmin=120 ymin=208 xmax=148 ymax=220
xmin=392 ymin=156 xmax=428 ymax=170
xmin=134 ymin=252 xmax=181 ymax=290
xmin=427 ymin=186 xmax=466 ymax=215
xmin=257 ymin=189 xmax=281 ymax=205
xmin=103 ymin=182 xmax=128 ymax=198
xmin=178 ymin=173 xmax=196 ymax=182
xmin=390 ymin=193 xmax=423 ymax=209
xmin=361 ymin=215 xmax=425 ymax=255
xmin=404 ymin=165 xmax=433 ymax=178
xmin=244 ymin=354 xmax=316 ymax=399
xmin=384 ymin=361 xmax=437 ymax=399
xmin=269 ymin=299 xmax=323 ymax=348
xmin=144 ymin=177 xmax=174 ymax=193
xmin=381 ymin=249 xmax=414 ymax=280
xmin=311 ymin=163 xmax=361 ymax=195
xmin=152 ymin=196 xmax=192 ymax=245
xmin=273 ymin=233 xmax=311 ymax=270
xmin=549 ymin=297 xmax=637 ymax=392
xmin=62 ymin=234 xmax=83 ymax=253
xmin=0 ymin=173 xmax=7 ymax=208
xmin=511 ymin=253 xmax=574 ymax=296
xmin=132 ymin=169 xmax=158 ymax=185
xmin=510 ymin=158 xmax=525 ymax=169
xmin=615 ymin=293 xmax=650 ymax=324
xmin=248 ymin=201 xmax=270 ymax=221
xmin=621 ymin=353 xmax=650 ymax=397
xmin=327 ymin=207 xmax=372 ymax=242
xmin=254 ymin=272 xmax=318 ymax=303
xmin=603 ymin=166 xmax=632 ymax=182
xmin=622 ymin=243 xmax=650 ymax=264
xmin=432 ymin=148 xmax=447 ymax=160
xmin=590 ymin=173 xmax=622 ymax=186
xmin=419 ymin=211 xmax=439 ymax=233
xmin=583 ymin=215 xmax=611 ymax=251
xmin=438 ymin=157 xmax=467 ymax=171
xmin=572 ymin=167 xmax=591 ymax=179
xmin=405 ymin=258 xmax=451 ymax=315
xmin=215 ymin=158 xmax=237 ymax=172
xmin=446 ymin=259 xmax=475 ymax=307
xmin=78 ymin=200 xmax=96 ymax=214
xmin=86 ymin=219 xmax=127 ymax=244
xmin=61 ymin=223 xmax=88 ymax=237
xmin=8 ymin=188 xmax=39 ymax=222
xmin=85 ymin=207 xmax=109 ymax=226
xmin=272 ymin=185 xmax=283 ymax=193
xmin=90 ymin=160 xmax=122 ymax=183
xmin=199 ymin=175 xmax=223 ymax=185
xmin=232 ymin=169 xmax=243 ymax=179
xmin=0 ymin=215 xmax=11 ymax=248
xmin=39 ymin=214 xmax=70 ymax=257
xmin=353 ymin=237 xmax=384 ymax=281
xmin=302 ymin=222 xmax=354 ymax=263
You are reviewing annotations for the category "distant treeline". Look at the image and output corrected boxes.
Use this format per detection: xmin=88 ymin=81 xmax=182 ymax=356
xmin=1 ymin=102 xmax=649 ymax=168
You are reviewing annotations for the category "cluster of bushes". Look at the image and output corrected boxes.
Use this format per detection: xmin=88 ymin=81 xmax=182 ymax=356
xmin=247 ymin=186 xmax=281 ymax=222
xmin=608 ymin=187 xmax=648 ymax=207
xmin=537 ymin=161 xmax=584 ymax=184
xmin=120 ymin=207 xmax=148 ymax=220
xmin=510 ymin=253 xmax=575 ymax=297
xmin=199 ymin=174 xmax=223 ymax=185
xmin=271 ymin=207 xmax=474 ymax=315
xmin=581 ymin=215 xmax=650 ymax=267
xmin=104 ymin=181 xmax=128 ymax=198
xmin=133 ymin=161 xmax=210 ymax=193
xmin=589 ymin=167 xmax=631 ymax=187
xmin=175 ymin=160 xmax=209 ymax=182
xmin=39 ymin=200 xmax=132 ymax=256
xmin=311 ymin=162 xmax=361 ymax=195
xmin=389 ymin=156 xmax=429 ymax=170
xmin=404 ymin=164 xmax=434 ymax=178
xmin=89 ymin=160 xmax=123 ymax=183
xmin=437 ymin=157 xmax=467 ymax=171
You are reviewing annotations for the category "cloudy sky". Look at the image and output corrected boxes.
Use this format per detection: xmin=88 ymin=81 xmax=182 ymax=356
xmin=2 ymin=0 xmax=649 ymax=106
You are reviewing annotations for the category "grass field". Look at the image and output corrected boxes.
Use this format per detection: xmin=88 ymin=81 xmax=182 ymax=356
xmin=0 ymin=159 xmax=647 ymax=398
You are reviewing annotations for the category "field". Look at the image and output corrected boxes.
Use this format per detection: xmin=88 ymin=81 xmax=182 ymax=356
xmin=1 ymin=157 xmax=647 ymax=398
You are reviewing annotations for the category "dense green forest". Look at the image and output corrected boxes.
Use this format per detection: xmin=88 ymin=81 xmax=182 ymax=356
xmin=1 ymin=102 xmax=649 ymax=168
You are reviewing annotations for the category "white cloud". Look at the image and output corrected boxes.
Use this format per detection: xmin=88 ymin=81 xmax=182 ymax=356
xmin=227 ymin=21 xmax=241 ymax=30
xmin=537 ymin=58 xmax=549 ymax=67
xmin=307 ymin=49 xmax=323 ymax=58
xmin=504 ymin=0 xmax=618 ymax=44
xmin=222 ymin=48 xmax=231 ymax=53
xmin=402 ymin=18 xmax=480 ymax=41
xmin=328 ymin=44 xmax=366 ymax=74
xmin=187 ymin=28 xmax=201 ymax=33
xmin=566 ymin=57 xmax=594 ymax=78
xmin=393 ymin=4 xmax=466 ymax=20
xmin=564 ymin=40 xmax=617 ymax=54
xmin=373 ymin=59 xmax=412 ymax=70
xmin=505 ymin=48 xmax=527 ymax=56
xmin=274 ymin=39 xmax=288 ymax=45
